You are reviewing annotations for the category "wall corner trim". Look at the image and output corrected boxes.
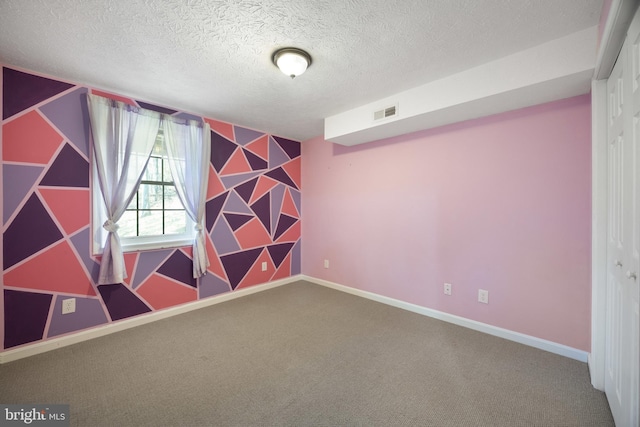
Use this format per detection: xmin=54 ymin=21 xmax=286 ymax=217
xmin=300 ymin=275 xmax=589 ymax=363
xmin=0 ymin=275 xmax=302 ymax=364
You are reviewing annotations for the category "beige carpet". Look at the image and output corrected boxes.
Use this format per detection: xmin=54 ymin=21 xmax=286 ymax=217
xmin=0 ymin=281 xmax=613 ymax=426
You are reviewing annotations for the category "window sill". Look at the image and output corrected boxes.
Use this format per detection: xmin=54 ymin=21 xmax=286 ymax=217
xmin=92 ymin=237 xmax=195 ymax=256
xmin=122 ymin=238 xmax=194 ymax=253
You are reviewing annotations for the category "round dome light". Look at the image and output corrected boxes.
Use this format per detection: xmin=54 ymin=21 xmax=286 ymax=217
xmin=272 ymin=48 xmax=312 ymax=79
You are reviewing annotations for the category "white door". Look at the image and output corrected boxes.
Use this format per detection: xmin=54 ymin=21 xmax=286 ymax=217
xmin=625 ymin=9 xmax=640 ymax=426
xmin=606 ymin=35 xmax=628 ymax=426
xmin=606 ymin=8 xmax=640 ymax=426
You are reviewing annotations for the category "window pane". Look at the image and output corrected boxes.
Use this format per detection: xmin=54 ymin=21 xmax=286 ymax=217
xmin=119 ymin=211 xmax=138 ymax=238
xmin=126 ymin=195 xmax=137 ymax=210
xmin=143 ymin=156 xmax=162 ymax=182
xmin=139 ymin=184 xmax=164 ymax=209
xmin=152 ymin=133 xmax=164 ymax=155
xmin=165 ymin=211 xmax=187 ymax=235
xmin=139 ymin=211 xmax=164 ymax=236
xmin=163 ymin=158 xmax=173 ymax=182
xmin=165 ymin=186 xmax=184 ymax=209
xmin=131 ymin=152 xmax=151 ymax=177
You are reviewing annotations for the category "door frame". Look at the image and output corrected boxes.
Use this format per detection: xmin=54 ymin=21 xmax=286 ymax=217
xmin=590 ymin=0 xmax=639 ymax=390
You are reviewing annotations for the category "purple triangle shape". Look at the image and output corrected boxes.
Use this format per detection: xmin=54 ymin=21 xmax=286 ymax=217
xmin=206 ymin=192 xmax=228 ymax=232
xmin=211 ymin=131 xmax=238 ymax=173
xmin=157 ymin=250 xmax=197 ymax=288
xmin=220 ymin=248 xmax=263 ymax=289
xmin=224 ymin=213 xmax=254 ymax=231
xmin=98 ymin=284 xmax=151 ymax=321
xmin=3 ymin=67 xmax=74 ymax=120
xmin=273 ymin=136 xmax=301 ymax=159
xmin=135 ymin=101 xmax=177 ymax=115
xmin=39 ymin=144 xmax=89 ymax=187
xmin=3 ymin=193 xmax=63 ymax=269
xmin=235 ymin=177 xmax=259 ymax=203
xmin=250 ymin=192 xmax=271 ymax=235
xmin=243 ymin=148 xmax=268 ymax=171
xmin=267 ymin=243 xmax=295 ymax=268
xmin=265 ymin=167 xmax=298 ymax=190
xmin=4 ymin=289 xmax=53 ymax=348
xmin=273 ymin=214 xmax=298 ymax=240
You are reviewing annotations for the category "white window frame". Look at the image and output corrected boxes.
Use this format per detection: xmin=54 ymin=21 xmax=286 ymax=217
xmin=90 ymin=135 xmax=196 ymax=256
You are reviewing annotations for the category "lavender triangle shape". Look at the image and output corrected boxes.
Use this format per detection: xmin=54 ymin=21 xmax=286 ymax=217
xmin=39 ymin=87 xmax=91 ymax=158
xmin=131 ymin=249 xmax=174 ymax=289
xmin=269 ymin=136 xmax=290 ymax=169
xmin=211 ymin=218 xmax=240 ymax=255
xmin=220 ymin=171 xmax=262 ymax=190
xmin=270 ymin=184 xmax=286 ymax=233
xmin=234 ymin=126 xmax=264 ymax=146
xmin=224 ymin=190 xmax=253 ymax=215
xmin=69 ymin=227 xmax=101 ymax=284
xmin=3 ymin=164 xmax=44 ymax=224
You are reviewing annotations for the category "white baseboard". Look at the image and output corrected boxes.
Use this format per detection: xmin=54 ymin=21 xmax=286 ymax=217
xmin=0 ymin=275 xmax=301 ymax=364
xmin=1 ymin=274 xmax=589 ymax=364
xmin=301 ymin=275 xmax=589 ymax=363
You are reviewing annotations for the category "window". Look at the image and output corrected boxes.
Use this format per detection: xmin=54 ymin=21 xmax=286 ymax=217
xmin=92 ymin=131 xmax=195 ymax=255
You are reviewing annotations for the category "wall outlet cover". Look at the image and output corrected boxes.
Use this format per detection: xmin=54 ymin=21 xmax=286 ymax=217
xmin=62 ymin=298 xmax=76 ymax=314
xmin=444 ymin=283 xmax=452 ymax=295
xmin=478 ymin=289 xmax=489 ymax=304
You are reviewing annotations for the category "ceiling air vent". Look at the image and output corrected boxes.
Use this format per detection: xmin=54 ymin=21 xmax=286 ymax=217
xmin=373 ymin=105 xmax=398 ymax=121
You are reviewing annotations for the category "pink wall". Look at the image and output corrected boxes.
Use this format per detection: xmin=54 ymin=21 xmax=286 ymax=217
xmin=302 ymin=95 xmax=592 ymax=351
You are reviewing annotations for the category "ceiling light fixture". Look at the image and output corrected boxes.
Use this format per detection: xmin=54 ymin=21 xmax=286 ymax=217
xmin=272 ymin=47 xmax=312 ymax=79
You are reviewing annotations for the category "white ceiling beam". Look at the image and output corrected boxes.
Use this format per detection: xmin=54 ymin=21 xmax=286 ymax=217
xmin=325 ymin=26 xmax=597 ymax=146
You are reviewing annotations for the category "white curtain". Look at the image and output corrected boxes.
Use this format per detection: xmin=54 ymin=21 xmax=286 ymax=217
xmin=87 ymin=94 xmax=161 ymax=284
xmin=163 ymin=118 xmax=211 ymax=278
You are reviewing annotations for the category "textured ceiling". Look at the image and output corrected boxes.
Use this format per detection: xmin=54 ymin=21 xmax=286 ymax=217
xmin=0 ymin=0 xmax=603 ymax=141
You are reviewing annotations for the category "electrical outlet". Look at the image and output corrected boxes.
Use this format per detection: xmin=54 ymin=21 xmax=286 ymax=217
xmin=261 ymin=261 xmax=267 ymax=272
xmin=324 ymin=259 xmax=329 ymax=269
xmin=62 ymin=298 xmax=76 ymax=314
xmin=444 ymin=283 xmax=452 ymax=295
xmin=478 ymin=289 xmax=489 ymax=304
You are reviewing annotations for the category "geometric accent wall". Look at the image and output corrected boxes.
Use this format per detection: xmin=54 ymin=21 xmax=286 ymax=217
xmin=1 ymin=66 xmax=301 ymax=350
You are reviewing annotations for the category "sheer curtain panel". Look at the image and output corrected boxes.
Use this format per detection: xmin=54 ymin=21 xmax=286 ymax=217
xmin=164 ymin=119 xmax=211 ymax=278
xmin=87 ymin=94 xmax=161 ymax=284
